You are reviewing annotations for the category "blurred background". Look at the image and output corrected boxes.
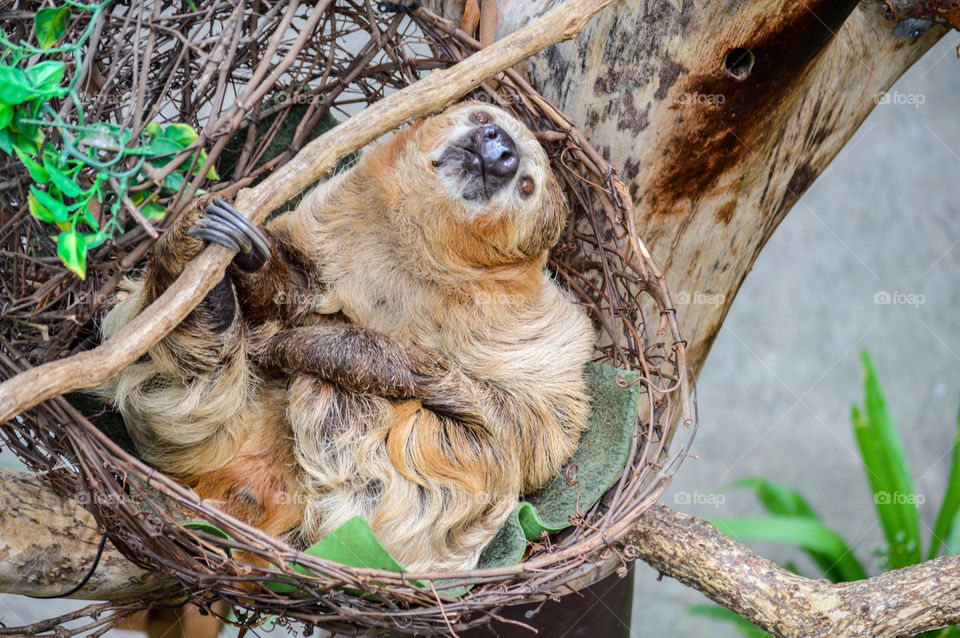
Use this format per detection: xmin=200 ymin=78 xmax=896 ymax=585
xmin=2 ymin=30 xmax=959 ymax=638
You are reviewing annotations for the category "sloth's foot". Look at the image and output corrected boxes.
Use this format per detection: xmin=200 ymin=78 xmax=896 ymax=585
xmin=187 ymin=198 xmax=272 ymax=272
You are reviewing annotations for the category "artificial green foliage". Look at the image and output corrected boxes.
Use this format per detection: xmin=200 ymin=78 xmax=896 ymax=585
xmin=695 ymin=351 xmax=960 ymax=637
xmin=0 ymin=2 xmax=220 ymax=277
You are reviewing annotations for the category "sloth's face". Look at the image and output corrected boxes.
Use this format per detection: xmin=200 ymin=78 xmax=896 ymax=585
xmin=425 ymin=102 xmax=554 ymax=212
xmin=366 ymin=101 xmax=565 ymax=267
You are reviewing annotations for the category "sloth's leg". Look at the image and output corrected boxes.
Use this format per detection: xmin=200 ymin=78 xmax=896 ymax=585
xmin=259 ymin=323 xmax=485 ymax=425
xmin=96 ymin=199 xmax=269 ymax=479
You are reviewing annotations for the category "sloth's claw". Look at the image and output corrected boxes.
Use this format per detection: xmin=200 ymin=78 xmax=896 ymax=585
xmin=187 ymin=198 xmax=272 ymax=272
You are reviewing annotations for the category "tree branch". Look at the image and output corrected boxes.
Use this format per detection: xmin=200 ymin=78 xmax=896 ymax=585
xmin=0 ymin=0 xmax=615 ymax=427
xmin=4 ymin=468 xmax=958 ymax=638
xmin=627 ymin=504 xmax=960 ymax=638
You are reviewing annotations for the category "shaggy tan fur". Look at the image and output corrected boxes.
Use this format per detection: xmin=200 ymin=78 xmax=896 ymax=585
xmin=97 ymin=102 xmax=594 ymax=572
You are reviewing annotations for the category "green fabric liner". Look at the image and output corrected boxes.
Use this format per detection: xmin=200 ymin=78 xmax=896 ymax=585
xmin=264 ymin=362 xmax=640 ymax=593
xmin=478 ymin=362 xmax=641 ymax=565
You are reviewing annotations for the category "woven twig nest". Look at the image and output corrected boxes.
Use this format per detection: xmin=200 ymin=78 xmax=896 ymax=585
xmin=0 ymin=3 xmax=695 ymax=636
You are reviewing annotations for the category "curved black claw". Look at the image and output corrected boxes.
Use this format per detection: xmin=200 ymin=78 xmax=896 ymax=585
xmin=187 ymin=198 xmax=272 ymax=272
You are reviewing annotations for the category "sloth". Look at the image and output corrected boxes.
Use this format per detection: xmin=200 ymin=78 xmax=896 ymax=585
xmin=97 ymin=102 xmax=595 ymax=572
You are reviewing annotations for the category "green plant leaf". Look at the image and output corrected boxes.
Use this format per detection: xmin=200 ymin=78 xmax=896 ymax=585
xmin=29 ymin=186 xmax=69 ymax=222
xmin=15 ymin=147 xmax=50 ymax=183
xmin=56 ymin=230 xmax=87 ymax=279
xmin=688 ymin=605 xmax=771 ymax=638
xmin=929 ymin=402 xmax=960 ymax=560
xmin=34 ymin=6 xmax=72 ymax=49
xmin=24 ymin=61 xmax=66 ymax=94
xmin=14 ymin=132 xmax=40 ymax=156
xmin=728 ymin=477 xmax=818 ymax=518
xmin=28 ymin=191 xmax=56 ymax=223
xmin=0 ymin=128 xmax=12 ymax=154
xmin=945 ymin=508 xmax=960 ymax=556
xmin=710 ymin=516 xmax=868 ymax=581
xmin=853 ymin=351 xmax=922 ymax=569
xmin=0 ymin=66 xmax=32 ymax=105
xmin=727 ymin=477 xmax=865 ymax=582
xmin=0 ymin=102 xmax=13 ymax=129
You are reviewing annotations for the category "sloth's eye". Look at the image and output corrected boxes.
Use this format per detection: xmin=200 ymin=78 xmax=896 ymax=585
xmin=519 ymin=176 xmax=535 ymax=197
xmin=473 ymin=111 xmax=490 ymax=124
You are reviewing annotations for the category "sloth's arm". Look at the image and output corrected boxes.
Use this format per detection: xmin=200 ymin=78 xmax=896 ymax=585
xmin=259 ymin=323 xmax=485 ymax=424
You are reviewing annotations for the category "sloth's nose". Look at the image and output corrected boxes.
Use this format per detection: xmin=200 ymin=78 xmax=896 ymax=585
xmin=471 ymin=124 xmax=519 ymax=179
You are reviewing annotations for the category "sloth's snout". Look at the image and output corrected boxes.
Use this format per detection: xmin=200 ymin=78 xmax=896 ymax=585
xmin=439 ymin=124 xmax=522 ymax=202
xmin=467 ymin=124 xmax=519 ymax=180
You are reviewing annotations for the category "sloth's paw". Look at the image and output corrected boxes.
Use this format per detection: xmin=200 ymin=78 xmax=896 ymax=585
xmin=187 ymin=198 xmax=272 ymax=272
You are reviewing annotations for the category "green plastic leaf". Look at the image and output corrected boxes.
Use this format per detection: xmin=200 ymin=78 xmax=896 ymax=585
xmin=44 ymin=161 xmax=83 ymax=198
xmin=56 ymin=230 xmax=86 ymax=279
xmin=163 ymin=123 xmax=199 ymax=147
xmin=688 ymin=605 xmax=771 ymax=638
xmin=141 ymin=136 xmax=183 ymax=158
xmin=28 ymin=192 xmax=56 ymax=223
xmin=0 ymin=102 xmax=12 ymax=129
xmin=77 ymin=198 xmax=100 ymax=230
xmin=34 ymin=6 xmax=72 ymax=49
xmin=162 ymin=170 xmax=185 ymax=194
xmin=853 ymin=351 xmax=922 ymax=569
xmin=710 ymin=516 xmax=868 ymax=582
xmin=24 ymin=61 xmax=66 ymax=94
xmin=928 ymin=402 xmax=960 ymax=560
xmin=15 ymin=147 xmax=50 ymax=183
xmin=183 ymin=519 xmax=233 ymax=557
xmin=726 ymin=477 xmax=865 ymax=582
xmin=142 ymin=201 xmax=167 ymax=220
xmin=29 ymin=186 xmax=69 ymax=222
xmin=0 ymin=66 xmax=31 ymax=105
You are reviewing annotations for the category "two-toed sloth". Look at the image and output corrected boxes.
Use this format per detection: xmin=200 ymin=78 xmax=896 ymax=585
xmin=97 ymin=102 xmax=594 ymax=572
